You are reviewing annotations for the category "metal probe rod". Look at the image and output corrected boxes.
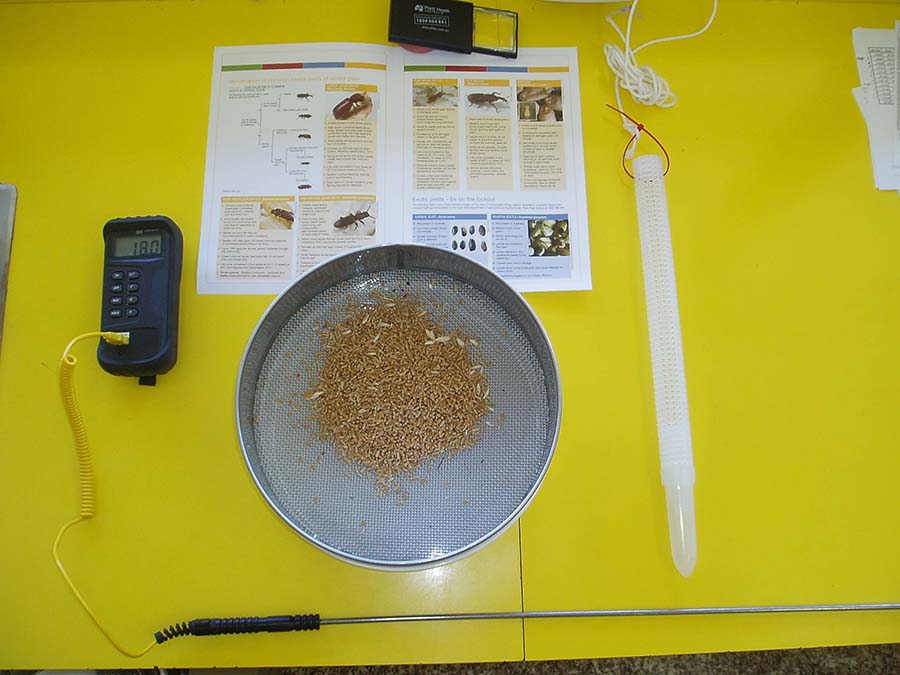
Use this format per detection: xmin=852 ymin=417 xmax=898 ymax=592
xmin=155 ymin=603 xmax=900 ymax=644
xmin=320 ymin=603 xmax=900 ymax=626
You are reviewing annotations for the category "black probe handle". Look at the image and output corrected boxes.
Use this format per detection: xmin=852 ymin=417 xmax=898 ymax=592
xmin=192 ymin=614 xmax=321 ymax=635
xmin=155 ymin=614 xmax=320 ymax=643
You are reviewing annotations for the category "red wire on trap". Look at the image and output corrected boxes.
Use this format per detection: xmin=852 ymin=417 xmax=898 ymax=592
xmin=605 ymin=104 xmax=670 ymax=179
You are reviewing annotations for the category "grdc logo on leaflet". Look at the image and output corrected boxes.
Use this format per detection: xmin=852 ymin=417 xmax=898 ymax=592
xmin=413 ymin=3 xmax=451 ymax=31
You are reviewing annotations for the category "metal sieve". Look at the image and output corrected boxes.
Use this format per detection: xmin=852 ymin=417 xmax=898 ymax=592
xmin=236 ymin=244 xmax=561 ymax=569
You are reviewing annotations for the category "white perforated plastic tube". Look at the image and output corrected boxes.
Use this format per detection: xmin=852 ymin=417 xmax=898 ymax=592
xmin=633 ymin=154 xmax=697 ymax=577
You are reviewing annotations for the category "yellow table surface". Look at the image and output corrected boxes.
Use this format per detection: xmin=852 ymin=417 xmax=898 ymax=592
xmin=1 ymin=0 xmax=899 ymax=668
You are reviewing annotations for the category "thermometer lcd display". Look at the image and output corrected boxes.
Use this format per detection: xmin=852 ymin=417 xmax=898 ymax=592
xmin=111 ymin=231 xmax=162 ymax=258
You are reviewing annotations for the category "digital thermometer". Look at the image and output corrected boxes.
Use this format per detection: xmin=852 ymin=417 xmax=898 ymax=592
xmin=98 ymin=216 xmax=182 ymax=385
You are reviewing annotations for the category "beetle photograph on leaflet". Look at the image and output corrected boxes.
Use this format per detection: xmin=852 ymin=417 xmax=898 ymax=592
xmin=332 ymin=200 xmax=376 ymax=236
xmin=465 ymin=87 xmax=511 ymax=115
xmin=328 ymin=87 xmax=378 ymax=121
xmin=259 ymin=201 xmax=295 ymax=231
xmin=517 ymin=82 xmax=563 ymax=122
xmin=296 ymin=196 xmax=377 ymax=274
xmin=413 ymin=83 xmax=459 ymax=108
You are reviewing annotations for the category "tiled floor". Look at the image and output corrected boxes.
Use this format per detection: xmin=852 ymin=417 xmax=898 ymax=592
xmin=7 ymin=645 xmax=900 ymax=674
xmin=277 ymin=643 xmax=900 ymax=673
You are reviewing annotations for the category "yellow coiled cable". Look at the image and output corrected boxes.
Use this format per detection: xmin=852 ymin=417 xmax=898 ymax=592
xmin=54 ymin=331 xmax=158 ymax=659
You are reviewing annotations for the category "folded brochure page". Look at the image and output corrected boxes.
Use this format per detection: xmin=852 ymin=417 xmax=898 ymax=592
xmin=197 ymin=43 xmax=591 ymax=294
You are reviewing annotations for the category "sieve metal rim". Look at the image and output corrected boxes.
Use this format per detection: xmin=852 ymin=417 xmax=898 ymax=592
xmin=235 ymin=243 xmax=562 ymax=570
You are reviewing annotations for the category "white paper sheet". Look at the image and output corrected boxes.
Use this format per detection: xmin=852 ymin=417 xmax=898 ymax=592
xmin=852 ymin=87 xmax=900 ymax=191
xmin=851 ymin=27 xmax=900 ymax=191
xmin=197 ymin=43 xmax=592 ymax=294
xmin=896 ymin=20 xmax=900 ymax=169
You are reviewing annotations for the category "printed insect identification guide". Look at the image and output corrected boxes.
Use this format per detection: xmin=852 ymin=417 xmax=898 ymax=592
xmin=198 ymin=43 xmax=591 ymax=293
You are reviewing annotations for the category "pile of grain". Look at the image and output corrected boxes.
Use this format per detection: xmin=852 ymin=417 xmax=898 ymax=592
xmin=307 ymin=295 xmax=490 ymax=489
